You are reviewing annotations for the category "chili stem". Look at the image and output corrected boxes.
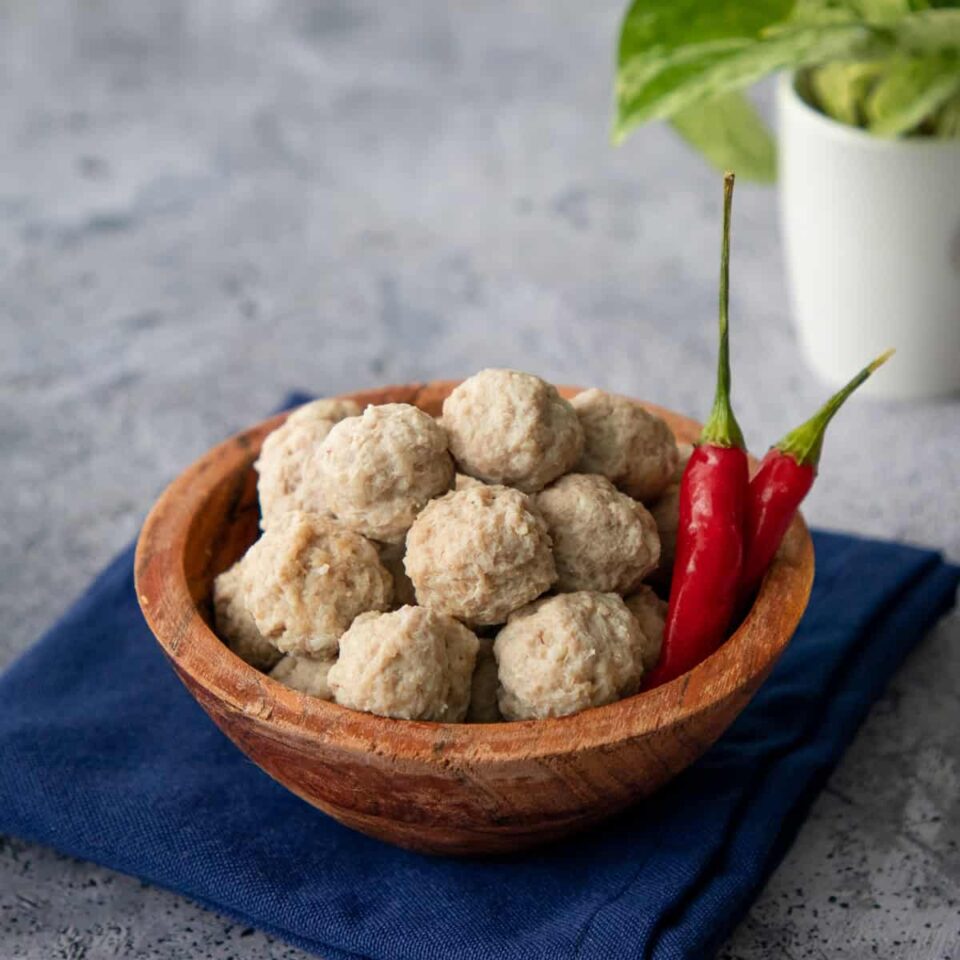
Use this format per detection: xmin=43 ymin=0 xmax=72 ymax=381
xmin=700 ymin=172 xmax=745 ymax=450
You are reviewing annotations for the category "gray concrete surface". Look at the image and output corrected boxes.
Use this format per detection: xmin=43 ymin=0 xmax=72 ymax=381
xmin=1 ymin=1 xmax=958 ymax=957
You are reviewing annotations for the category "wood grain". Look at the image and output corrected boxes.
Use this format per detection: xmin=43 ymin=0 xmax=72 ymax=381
xmin=134 ymin=382 xmax=815 ymax=856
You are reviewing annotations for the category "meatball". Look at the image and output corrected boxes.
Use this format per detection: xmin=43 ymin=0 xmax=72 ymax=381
xmin=319 ymin=403 xmax=454 ymax=544
xmin=466 ymin=638 xmax=501 ymax=723
xmin=572 ymin=389 xmax=679 ymax=503
xmin=212 ymin=561 xmax=282 ymax=671
xmin=404 ymin=484 xmax=557 ymax=625
xmin=671 ymin=441 xmax=694 ymax=484
xmin=454 ymin=473 xmax=486 ymax=492
xmin=242 ymin=511 xmax=393 ymax=658
xmin=255 ymin=398 xmax=362 ymax=529
xmin=649 ymin=484 xmax=681 ymax=584
xmin=535 ymin=473 xmax=660 ymax=594
xmin=495 ymin=592 xmax=647 ymax=720
xmin=442 ymin=369 xmax=583 ymax=492
xmin=377 ymin=540 xmax=418 ymax=608
xmin=624 ymin=585 xmax=667 ymax=672
xmin=328 ymin=606 xmax=479 ymax=721
xmin=269 ymin=655 xmax=334 ymax=700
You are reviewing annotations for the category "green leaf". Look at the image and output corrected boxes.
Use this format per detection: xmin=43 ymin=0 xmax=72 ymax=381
xmin=842 ymin=0 xmax=914 ymax=24
xmin=612 ymin=0 xmax=960 ymax=156
xmin=780 ymin=0 xmax=864 ymax=29
xmin=614 ymin=0 xmax=879 ymax=141
xmin=669 ymin=91 xmax=777 ymax=181
xmin=891 ymin=9 xmax=960 ymax=51
xmin=865 ymin=56 xmax=960 ymax=133
xmin=807 ymin=60 xmax=886 ymax=124
xmin=933 ymin=89 xmax=960 ymax=135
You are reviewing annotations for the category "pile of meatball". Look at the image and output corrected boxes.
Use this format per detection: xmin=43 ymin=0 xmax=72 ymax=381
xmin=213 ymin=369 xmax=689 ymax=723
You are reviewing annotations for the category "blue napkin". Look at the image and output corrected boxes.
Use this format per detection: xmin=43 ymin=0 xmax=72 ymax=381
xmin=0 ymin=517 xmax=956 ymax=959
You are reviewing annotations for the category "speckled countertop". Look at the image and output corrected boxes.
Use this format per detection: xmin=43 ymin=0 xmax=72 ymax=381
xmin=2 ymin=2 xmax=959 ymax=958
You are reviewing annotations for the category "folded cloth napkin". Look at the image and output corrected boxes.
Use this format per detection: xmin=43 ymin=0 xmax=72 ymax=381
xmin=0 ymin=507 xmax=956 ymax=959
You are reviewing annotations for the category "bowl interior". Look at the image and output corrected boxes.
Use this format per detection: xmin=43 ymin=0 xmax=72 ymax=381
xmin=137 ymin=381 xmax=814 ymax=765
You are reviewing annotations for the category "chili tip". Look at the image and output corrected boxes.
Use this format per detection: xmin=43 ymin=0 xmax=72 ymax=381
xmin=776 ymin=348 xmax=895 ymax=469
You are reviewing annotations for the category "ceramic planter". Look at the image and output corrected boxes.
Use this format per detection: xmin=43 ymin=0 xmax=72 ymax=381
xmin=778 ymin=72 xmax=960 ymax=400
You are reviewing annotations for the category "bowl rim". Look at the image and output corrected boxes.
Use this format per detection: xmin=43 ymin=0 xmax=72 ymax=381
xmin=134 ymin=380 xmax=815 ymax=764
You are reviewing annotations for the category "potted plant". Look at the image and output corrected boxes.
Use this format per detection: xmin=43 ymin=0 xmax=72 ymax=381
xmin=614 ymin=0 xmax=960 ymax=399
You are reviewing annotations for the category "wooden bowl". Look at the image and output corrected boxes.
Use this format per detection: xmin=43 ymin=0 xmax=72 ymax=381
xmin=135 ymin=381 xmax=814 ymax=856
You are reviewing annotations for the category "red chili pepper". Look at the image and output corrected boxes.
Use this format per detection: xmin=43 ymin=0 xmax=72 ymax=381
xmin=738 ymin=349 xmax=894 ymax=608
xmin=644 ymin=172 xmax=749 ymax=690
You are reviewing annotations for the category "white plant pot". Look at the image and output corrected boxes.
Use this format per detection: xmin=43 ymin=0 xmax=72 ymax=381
xmin=777 ymin=72 xmax=960 ymax=400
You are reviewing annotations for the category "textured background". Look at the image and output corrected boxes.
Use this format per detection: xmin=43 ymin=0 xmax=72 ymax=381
xmin=2 ymin=1 xmax=959 ymax=957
